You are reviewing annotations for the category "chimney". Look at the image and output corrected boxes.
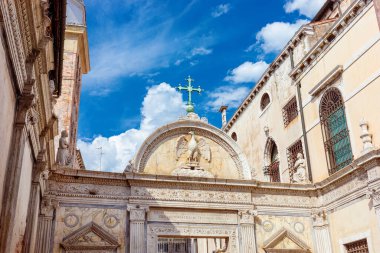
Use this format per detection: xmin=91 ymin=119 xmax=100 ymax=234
xmin=219 ymin=105 xmax=228 ymax=128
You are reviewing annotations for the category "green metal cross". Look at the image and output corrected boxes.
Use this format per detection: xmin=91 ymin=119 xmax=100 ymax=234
xmin=177 ymin=76 xmax=203 ymax=113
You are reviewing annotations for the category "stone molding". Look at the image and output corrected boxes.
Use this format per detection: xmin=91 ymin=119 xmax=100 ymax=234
xmin=147 ymin=224 xmax=238 ymax=253
xmin=132 ymin=120 xmax=252 ymax=179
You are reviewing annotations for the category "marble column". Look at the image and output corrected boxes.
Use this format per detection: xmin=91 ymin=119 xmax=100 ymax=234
xmin=35 ymin=198 xmax=58 ymax=253
xmin=129 ymin=206 xmax=148 ymax=253
xmin=312 ymin=210 xmax=333 ymax=253
xmin=239 ymin=210 xmax=257 ymax=253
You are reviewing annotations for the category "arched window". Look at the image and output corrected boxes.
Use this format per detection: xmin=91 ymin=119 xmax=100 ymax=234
xmin=320 ymin=88 xmax=352 ymax=174
xmin=231 ymin=132 xmax=237 ymax=141
xmin=260 ymin=93 xmax=270 ymax=111
xmin=264 ymin=138 xmax=280 ymax=182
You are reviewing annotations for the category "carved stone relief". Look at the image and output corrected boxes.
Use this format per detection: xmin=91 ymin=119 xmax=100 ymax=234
xmin=131 ymin=186 xmax=251 ymax=204
xmin=53 ymin=206 xmax=126 ymax=253
xmin=256 ymin=215 xmax=312 ymax=251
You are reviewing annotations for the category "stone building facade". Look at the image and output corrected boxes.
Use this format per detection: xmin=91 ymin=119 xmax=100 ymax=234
xmin=1 ymin=0 xmax=380 ymax=253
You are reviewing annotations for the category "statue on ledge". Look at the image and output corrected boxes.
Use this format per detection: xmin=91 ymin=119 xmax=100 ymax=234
xmin=56 ymin=130 xmax=72 ymax=166
xmin=292 ymin=153 xmax=308 ymax=183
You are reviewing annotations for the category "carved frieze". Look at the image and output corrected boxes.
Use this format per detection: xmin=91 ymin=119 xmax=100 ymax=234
xmin=47 ymin=181 xmax=129 ymax=199
xmin=148 ymin=209 xmax=238 ymax=224
xmin=131 ymin=186 xmax=251 ymax=204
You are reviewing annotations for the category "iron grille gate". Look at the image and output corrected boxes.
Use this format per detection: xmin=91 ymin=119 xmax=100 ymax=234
xmin=322 ymin=106 xmax=353 ymax=174
xmin=345 ymin=239 xmax=369 ymax=253
xmin=158 ymin=238 xmax=190 ymax=253
xmin=264 ymin=161 xmax=280 ymax=182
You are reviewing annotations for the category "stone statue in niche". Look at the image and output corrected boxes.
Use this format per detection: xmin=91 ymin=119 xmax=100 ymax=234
xmin=56 ymin=130 xmax=72 ymax=166
xmin=292 ymin=153 xmax=308 ymax=183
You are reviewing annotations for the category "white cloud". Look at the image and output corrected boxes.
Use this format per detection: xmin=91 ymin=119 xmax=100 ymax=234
xmin=175 ymin=47 xmax=212 ymax=66
xmin=206 ymin=86 xmax=250 ymax=111
xmin=284 ymin=0 xmax=325 ymax=18
xmin=77 ymin=83 xmax=185 ymax=172
xmin=250 ymin=19 xmax=308 ymax=54
xmin=224 ymin=61 xmax=269 ymax=84
xmin=190 ymin=47 xmax=213 ymax=57
xmin=211 ymin=4 xmax=231 ymax=18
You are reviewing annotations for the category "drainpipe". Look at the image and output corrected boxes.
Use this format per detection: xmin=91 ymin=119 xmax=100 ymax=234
xmin=289 ymin=49 xmax=313 ymax=182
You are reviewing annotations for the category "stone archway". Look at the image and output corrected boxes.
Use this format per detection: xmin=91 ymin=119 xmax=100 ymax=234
xmin=132 ymin=118 xmax=253 ymax=180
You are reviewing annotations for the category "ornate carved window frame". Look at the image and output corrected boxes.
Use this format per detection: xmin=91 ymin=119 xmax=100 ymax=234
xmin=339 ymin=231 xmax=374 ymax=253
xmin=147 ymin=224 xmax=237 ymax=253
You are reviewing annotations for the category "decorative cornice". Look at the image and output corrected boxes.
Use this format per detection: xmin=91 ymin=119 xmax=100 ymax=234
xmin=290 ymin=0 xmax=369 ymax=80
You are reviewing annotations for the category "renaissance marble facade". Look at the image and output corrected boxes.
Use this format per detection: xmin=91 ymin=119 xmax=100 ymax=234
xmin=1 ymin=0 xmax=380 ymax=253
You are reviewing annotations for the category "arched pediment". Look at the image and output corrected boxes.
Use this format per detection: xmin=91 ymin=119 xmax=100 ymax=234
xmin=132 ymin=116 xmax=252 ymax=180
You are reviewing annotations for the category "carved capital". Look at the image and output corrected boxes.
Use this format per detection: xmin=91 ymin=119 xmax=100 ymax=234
xmin=311 ymin=209 xmax=328 ymax=227
xmin=128 ymin=206 xmax=149 ymax=221
xmin=40 ymin=197 xmax=58 ymax=217
xmin=238 ymin=209 xmax=257 ymax=224
xmin=367 ymin=188 xmax=380 ymax=207
xmin=16 ymin=93 xmax=35 ymax=125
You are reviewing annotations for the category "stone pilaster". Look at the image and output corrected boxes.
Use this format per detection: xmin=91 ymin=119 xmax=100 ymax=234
xmin=374 ymin=0 xmax=380 ymax=30
xmin=239 ymin=209 xmax=257 ymax=253
xmin=0 ymin=91 xmax=35 ymax=253
xmin=312 ymin=210 xmax=333 ymax=253
xmin=128 ymin=206 xmax=148 ymax=253
xmin=35 ymin=197 xmax=58 ymax=253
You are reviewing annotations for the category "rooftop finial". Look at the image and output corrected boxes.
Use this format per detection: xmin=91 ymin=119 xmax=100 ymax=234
xmin=177 ymin=76 xmax=203 ymax=113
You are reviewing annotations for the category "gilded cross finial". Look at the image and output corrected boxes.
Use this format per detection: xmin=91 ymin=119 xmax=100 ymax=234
xmin=177 ymin=75 xmax=203 ymax=113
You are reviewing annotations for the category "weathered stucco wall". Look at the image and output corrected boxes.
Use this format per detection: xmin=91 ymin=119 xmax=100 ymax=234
xmin=299 ymin=4 xmax=380 ymax=181
xmin=227 ymin=57 xmax=302 ymax=182
xmin=329 ymin=199 xmax=380 ymax=252
xmin=0 ymin=27 xmax=16 ymax=216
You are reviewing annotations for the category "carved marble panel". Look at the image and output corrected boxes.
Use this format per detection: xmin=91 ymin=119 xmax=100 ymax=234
xmin=48 ymin=181 xmax=129 ymax=199
xmin=131 ymin=186 xmax=251 ymax=204
xmin=53 ymin=206 xmax=126 ymax=253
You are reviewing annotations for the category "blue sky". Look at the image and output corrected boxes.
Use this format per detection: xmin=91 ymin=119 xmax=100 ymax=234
xmin=77 ymin=0 xmax=325 ymax=172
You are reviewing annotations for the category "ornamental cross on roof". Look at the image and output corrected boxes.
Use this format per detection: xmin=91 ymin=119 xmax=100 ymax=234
xmin=177 ymin=76 xmax=203 ymax=113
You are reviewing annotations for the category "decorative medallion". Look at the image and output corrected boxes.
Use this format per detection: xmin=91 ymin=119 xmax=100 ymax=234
xmin=103 ymin=214 xmax=120 ymax=229
xmin=262 ymin=220 xmax=274 ymax=232
xmin=294 ymin=222 xmax=304 ymax=233
xmin=64 ymin=213 xmax=79 ymax=228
